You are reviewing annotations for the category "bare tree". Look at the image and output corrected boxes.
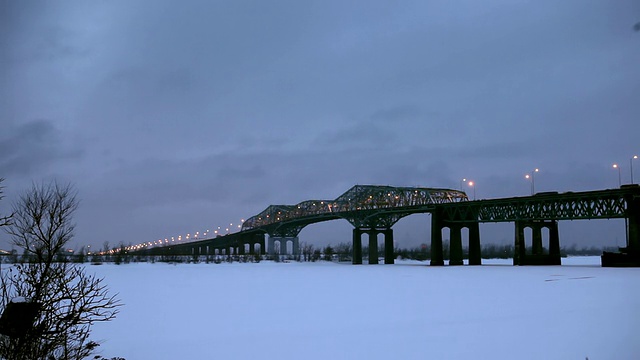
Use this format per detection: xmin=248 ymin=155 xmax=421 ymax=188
xmin=0 ymin=179 xmax=11 ymax=228
xmin=0 ymin=181 xmax=121 ymax=360
xmin=301 ymin=242 xmax=314 ymax=262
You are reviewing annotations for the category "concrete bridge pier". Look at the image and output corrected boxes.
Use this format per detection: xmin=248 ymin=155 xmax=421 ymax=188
xmin=352 ymin=228 xmax=395 ymax=265
xmin=431 ymin=209 xmax=481 ymax=266
xmin=626 ymin=192 xmax=640 ymax=253
xmin=281 ymin=237 xmax=299 ymax=256
xmin=292 ymin=237 xmax=300 ymax=256
xmin=352 ymin=228 xmax=363 ymax=264
xmin=549 ymin=221 xmax=560 ymax=261
xmin=514 ymin=220 xmax=560 ymax=265
xmin=268 ymin=236 xmax=275 ymax=255
xmin=430 ymin=211 xmax=445 ymax=266
xmin=468 ymin=222 xmax=481 ymax=265
xmin=449 ymin=225 xmax=463 ymax=266
xmin=268 ymin=236 xmax=299 ymax=256
xmin=514 ymin=222 xmax=525 ymax=265
xmin=247 ymin=239 xmax=265 ymax=255
xmin=603 ymin=192 xmax=640 ymax=266
xmin=532 ymin=225 xmax=543 ymax=255
xmin=368 ymin=230 xmax=378 ymax=264
xmin=446 ymin=223 xmax=481 ymax=266
xmin=239 ymin=233 xmax=265 ymax=256
xmin=383 ymin=229 xmax=394 ymax=264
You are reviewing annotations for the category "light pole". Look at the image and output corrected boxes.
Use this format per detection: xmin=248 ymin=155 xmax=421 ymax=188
xmin=612 ymin=162 xmax=631 ymax=246
xmin=613 ymin=164 xmax=621 ymax=187
xmin=467 ymin=181 xmax=476 ymax=200
xmin=524 ymin=168 xmax=539 ymax=195
xmin=631 ymin=155 xmax=638 ymax=184
xmin=460 ymin=178 xmax=467 ymax=191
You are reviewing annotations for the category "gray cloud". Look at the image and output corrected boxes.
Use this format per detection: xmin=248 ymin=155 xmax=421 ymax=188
xmin=0 ymin=120 xmax=83 ymax=177
xmin=1 ymin=0 xmax=638 ymax=249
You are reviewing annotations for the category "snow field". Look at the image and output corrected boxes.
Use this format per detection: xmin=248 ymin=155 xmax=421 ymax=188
xmin=89 ymin=257 xmax=640 ymax=360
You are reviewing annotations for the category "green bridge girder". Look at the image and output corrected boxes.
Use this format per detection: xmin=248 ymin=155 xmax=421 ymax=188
xmin=242 ymin=185 xmax=468 ymax=236
xmin=439 ymin=187 xmax=639 ymax=223
xmin=134 ymin=184 xmax=640 ymax=264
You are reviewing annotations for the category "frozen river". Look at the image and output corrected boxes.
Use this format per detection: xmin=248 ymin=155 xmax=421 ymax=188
xmin=89 ymin=257 xmax=640 ymax=360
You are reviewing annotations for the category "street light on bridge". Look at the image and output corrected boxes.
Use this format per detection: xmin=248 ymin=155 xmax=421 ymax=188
xmin=631 ymin=155 xmax=638 ymax=184
xmin=460 ymin=178 xmax=467 ymax=191
xmin=467 ymin=181 xmax=476 ymax=200
xmin=613 ymin=164 xmax=622 ymax=187
xmin=524 ymin=168 xmax=539 ymax=195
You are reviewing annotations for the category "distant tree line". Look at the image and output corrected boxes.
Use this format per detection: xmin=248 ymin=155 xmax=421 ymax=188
xmin=0 ymin=241 xmax=619 ymax=265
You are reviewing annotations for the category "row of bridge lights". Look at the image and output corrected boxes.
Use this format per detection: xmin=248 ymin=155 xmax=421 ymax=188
xmin=121 ymin=219 xmax=246 ymax=252
xmin=125 ymin=157 xmax=638 ymax=252
xmin=461 ymin=155 xmax=639 ymax=200
xmin=463 ymin=168 xmax=539 ymax=200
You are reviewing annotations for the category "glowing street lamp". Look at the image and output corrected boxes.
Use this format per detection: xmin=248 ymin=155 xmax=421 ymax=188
xmin=467 ymin=181 xmax=476 ymax=200
xmin=524 ymin=168 xmax=539 ymax=195
xmin=460 ymin=178 xmax=467 ymax=191
xmin=613 ymin=164 xmax=621 ymax=187
xmin=631 ymin=155 xmax=638 ymax=184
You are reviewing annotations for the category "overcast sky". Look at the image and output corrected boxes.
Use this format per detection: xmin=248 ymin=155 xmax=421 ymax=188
xmin=1 ymin=1 xmax=639 ymax=251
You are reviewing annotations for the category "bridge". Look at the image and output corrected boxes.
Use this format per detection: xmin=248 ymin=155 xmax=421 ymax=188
xmin=135 ymin=184 xmax=640 ymax=266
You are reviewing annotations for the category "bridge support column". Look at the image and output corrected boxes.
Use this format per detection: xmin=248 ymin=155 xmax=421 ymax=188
xmin=532 ymin=222 xmax=543 ymax=255
xmin=268 ymin=236 xmax=275 ymax=256
xmin=368 ymin=230 xmax=378 ymax=264
xmin=449 ymin=225 xmax=463 ymax=266
xmin=548 ymin=221 xmax=561 ymax=265
xmin=627 ymin=194 xmax=640 ymax=252
xmin=267 ymin=237 xmax=297 ymax=256
xmin=384 ymin=229 xmax=394 ymax=264
xmin=514 ymin=221 xmax=526 ymax=266
xmin=603 ymin=193 xmax=640 ymax=266
xmin=515 ymin=220 xmax=561 ymax=265
xmin=245 ymin=234 xmax=265 ymax=255
xmin=292 ymin=237 xmax=300 ymax=257
xmin=352 ymin=228 xmax=363 ymax=265
xmin=430 ymin=212 xmax=444 ymax=266
xmin=468 ymin=222 xmax=481 ymax=265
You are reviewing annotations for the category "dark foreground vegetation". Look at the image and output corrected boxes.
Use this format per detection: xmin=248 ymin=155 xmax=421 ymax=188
xmin=0 ymin=179 xmax=122 ymax=360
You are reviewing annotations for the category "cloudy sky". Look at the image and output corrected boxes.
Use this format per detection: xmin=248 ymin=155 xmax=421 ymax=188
xmin=1 ymin=1 xmax=639 ymax=251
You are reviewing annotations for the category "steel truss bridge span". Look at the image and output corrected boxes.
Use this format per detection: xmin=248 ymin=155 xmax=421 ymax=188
xmin=137 ymin=184 xmax=640 ymax=267
xmin=241 ymin=185 xmax=468 ymax=237
xmin=439 ymin=187 xmax=635 ymax=223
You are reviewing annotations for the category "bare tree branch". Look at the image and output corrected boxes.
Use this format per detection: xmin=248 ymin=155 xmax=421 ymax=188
xmin=0 ymin=180 xmax=121 ymax=360
xmin=0 ymin=178 xmax=12 ymax=228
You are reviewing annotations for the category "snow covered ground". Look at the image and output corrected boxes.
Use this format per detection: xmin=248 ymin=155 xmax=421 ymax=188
xmin=89 ymin=257 xmax=640 ymax=360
